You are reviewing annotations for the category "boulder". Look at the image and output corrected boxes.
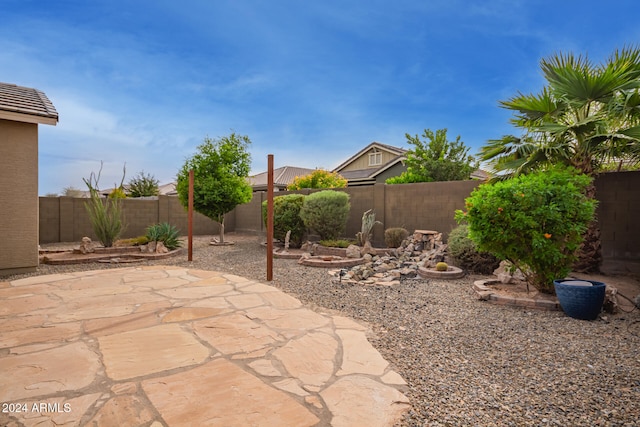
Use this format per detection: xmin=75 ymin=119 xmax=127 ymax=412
xmin=345 ymin=245 xmax=361 ymax=259
xmin=79 ymin=237 xmax=96 ymax=254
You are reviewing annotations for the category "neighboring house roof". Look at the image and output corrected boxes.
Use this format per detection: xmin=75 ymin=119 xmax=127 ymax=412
xmin=470 ymin=169 xmax=491 ymax=181
xmin=248 ymin=166 xmax=316 ymax=191
xmin=158 ymin=182 xmax=177 ymax=195
xmin=0 ymin=82 xmax=58 ymax=125
xmin=333 ymin=141 xmax=407 ymax=173
xmin=333 ymin=141 xmax=407 ymax=186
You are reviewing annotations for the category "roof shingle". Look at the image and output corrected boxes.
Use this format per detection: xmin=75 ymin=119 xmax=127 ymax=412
xmin=0 ymin=82 xmax=58 ymax=125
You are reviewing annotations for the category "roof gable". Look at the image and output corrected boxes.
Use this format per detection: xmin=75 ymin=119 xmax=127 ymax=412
xmin=0 ymin=82 xmax=58 ymax=125
xmin=333 ymin=141 xmax=406 ymax=172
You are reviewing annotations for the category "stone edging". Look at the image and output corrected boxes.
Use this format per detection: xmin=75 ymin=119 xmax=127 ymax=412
xmin=298 ymin=256 xmax=366 ymax=268
xmin=417 ymin=265 xmax=465 ymax=279
xmin=472 ymin=279 xmax=561 ymax=311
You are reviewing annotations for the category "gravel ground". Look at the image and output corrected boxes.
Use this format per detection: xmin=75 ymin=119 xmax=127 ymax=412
xmin=9 ymin=233 xmax=640 ymax=426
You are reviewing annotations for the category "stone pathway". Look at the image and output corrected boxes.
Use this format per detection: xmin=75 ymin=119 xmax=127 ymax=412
xmin=0 ymin=266 xmax=409 ymax=426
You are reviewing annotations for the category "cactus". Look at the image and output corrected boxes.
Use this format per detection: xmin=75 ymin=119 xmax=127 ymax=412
xmin=435 ymin=262 xmax=449 ymax=271
xmin=356 ymin=209 xmax=382 ymax=246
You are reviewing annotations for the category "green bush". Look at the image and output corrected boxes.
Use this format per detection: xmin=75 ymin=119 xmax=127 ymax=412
xmin=299 ymin=190 xmax=350 ymax=240
xmin=447 ymin=225 xmax=500 ymax=274
xmin=384 ymin=227 xmax=409 ymax=248
xmin=145 ymin=223 xmax=182 ymax=250
xmin=128 ymin=171 xmax=159 ymax=197
xmin=108 ymin=187 xmax=127 ymax=199
xmin=319 ymin=239 xmax=355 ymax=248
xmin=261 ymin=194 xmax=306 ymax=248
xmin=455 ymin=167 xmax=596 ymax=293
xmin=287 ymin=169 xmax=347 ymax=190
xmin=82 ymin=163 xmax=126 ymax=247
xmin=116 ymin=236 xmax=149 ymax=246
xmin=84 ymin=194 xmax=124 ymax=247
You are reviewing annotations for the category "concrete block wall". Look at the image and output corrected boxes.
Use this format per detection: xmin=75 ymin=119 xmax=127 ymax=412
xmin=381 ymin=180 xmax=479 ymax=245
xmin=595 ymin=171 xmax=640 ymax=275
xmin=37 ymin=172 xmax=640 ymax=274
xmin=39 ymin=196 xmax=218 ymax=244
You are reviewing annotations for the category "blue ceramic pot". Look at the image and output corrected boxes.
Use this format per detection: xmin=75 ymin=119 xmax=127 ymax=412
xmin=553 ymin=279 xmax=606 ymax=320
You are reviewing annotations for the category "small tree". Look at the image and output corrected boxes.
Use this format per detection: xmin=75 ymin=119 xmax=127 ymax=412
xmin=128 ymin=171 xmax=159 ymax=197
xmin=176 ymin=133 xmax=253 ymax=243
xmin=62 ymin=186 xmax=84 ymax=197
xmin=386 ymin=128 xmax=478 ymax=184
xmin=287 ymin=169 xmax=347 ymax=190
xmin=455 ymin=167 xmax=596 ymax=293
xmin=299 ymin=190 xmax=350 ymax=240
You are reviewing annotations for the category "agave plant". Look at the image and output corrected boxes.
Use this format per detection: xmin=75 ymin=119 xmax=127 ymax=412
xmin=145 ymin=223 xmax=183 ymax=250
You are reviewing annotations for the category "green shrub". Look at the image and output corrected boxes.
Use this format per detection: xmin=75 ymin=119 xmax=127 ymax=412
xmin=384 ymin=227 xmax=409 ymax=248
xmin=128 ymin=171 xmax=159 ymax=197
xmin=455 ymin=167 xmax=596 ymax=293
xmin=319 ymin=239 xmax=355 ymax=248
xmin=84 ymin=194 xmax=124 ymax=247
xmin=299 ymin=190 xmax=350 ymax=240
xmin=447 ymin=225 xmax=500 ymax=274
xmin=261 ymin=194 xmax=306 ymax=248
xmin=82 ymin=163 xmax=126 ymax=247
xmin=108 ymin=187 xmax=127 ymax=199
xmin=287 ymin=169 xmax=347 ymax=190
xmin=145 ymin=223 xmax=182 ymax=250
xmin=116 ymin=236 xmax=149 ymax=246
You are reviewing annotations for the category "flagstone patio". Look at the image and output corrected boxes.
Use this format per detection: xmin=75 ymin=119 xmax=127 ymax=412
xmin=0 ymin=266 xmax=409 ymax=426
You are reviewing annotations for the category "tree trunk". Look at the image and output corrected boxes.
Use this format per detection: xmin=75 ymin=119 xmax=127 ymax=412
xmin=573 ymin=183 xmax=602 ymax=273
xmin=218 ymin=215 xmax=225 ymax=244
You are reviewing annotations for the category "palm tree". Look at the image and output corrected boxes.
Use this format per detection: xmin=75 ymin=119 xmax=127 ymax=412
xmin=480 ymin=46 xmax=640 ymax=272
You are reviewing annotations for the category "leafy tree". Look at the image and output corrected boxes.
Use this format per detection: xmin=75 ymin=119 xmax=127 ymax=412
xmin=128 ymin=171 xmax=159 ymax=197
xmin=176 ymin=133 xmax=253 ymax=243
xmin=386 ymin=128 xmax=478 ymax=184
xmin=479 ymin=47 xmax=640 ymax=271
xmin=287 ymin=169 xmax=347 ymax=190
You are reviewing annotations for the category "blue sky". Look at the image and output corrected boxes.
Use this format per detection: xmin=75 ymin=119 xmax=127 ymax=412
xmin=3 ymin=1 xmax=639 ymax=195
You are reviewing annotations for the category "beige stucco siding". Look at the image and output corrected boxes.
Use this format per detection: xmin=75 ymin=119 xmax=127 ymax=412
xmin=341 ymin=148 xmax=398 ymax=172
xmin=0 ymin=119 xmax=38 ymax=274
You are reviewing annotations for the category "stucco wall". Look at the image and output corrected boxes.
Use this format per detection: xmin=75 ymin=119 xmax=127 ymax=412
xmin=37 ymin=172 xmax=640 ymax=275
xmin=0 ymin=119 xmax=39 ymax=274
xmin=39 ymin=196 xmax=219 ymax=244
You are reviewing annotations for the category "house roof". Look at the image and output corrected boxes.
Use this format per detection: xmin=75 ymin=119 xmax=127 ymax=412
xmin=0 ymin=82 xmax=58 ymax=125
xmin=332 ymin=141 xmax=406 ymax=172
xmin=248 ymin=166 xmax=316 ymax=190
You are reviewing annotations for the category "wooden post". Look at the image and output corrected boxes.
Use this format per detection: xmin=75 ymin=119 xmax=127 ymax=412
xmin=188 ymin=169 xmax=194 ymax=261
xmin=267 ymin=155 xmax=274 ymax=281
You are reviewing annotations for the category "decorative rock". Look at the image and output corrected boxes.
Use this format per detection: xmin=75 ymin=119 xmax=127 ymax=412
xmin=346 ymin=244 xmax=361 ymax=258
xmin=360 ymin=241 xmax=378 ymax=256
xmin=155 ymin=241 xmax=169 ymax=254
xmin=493 ymin=260 xmax=525 ymax=283
xmin=603 ymin=285 xmax=619 ymax=314
xmin=78 ymin=236 xmax=95 ymax=254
